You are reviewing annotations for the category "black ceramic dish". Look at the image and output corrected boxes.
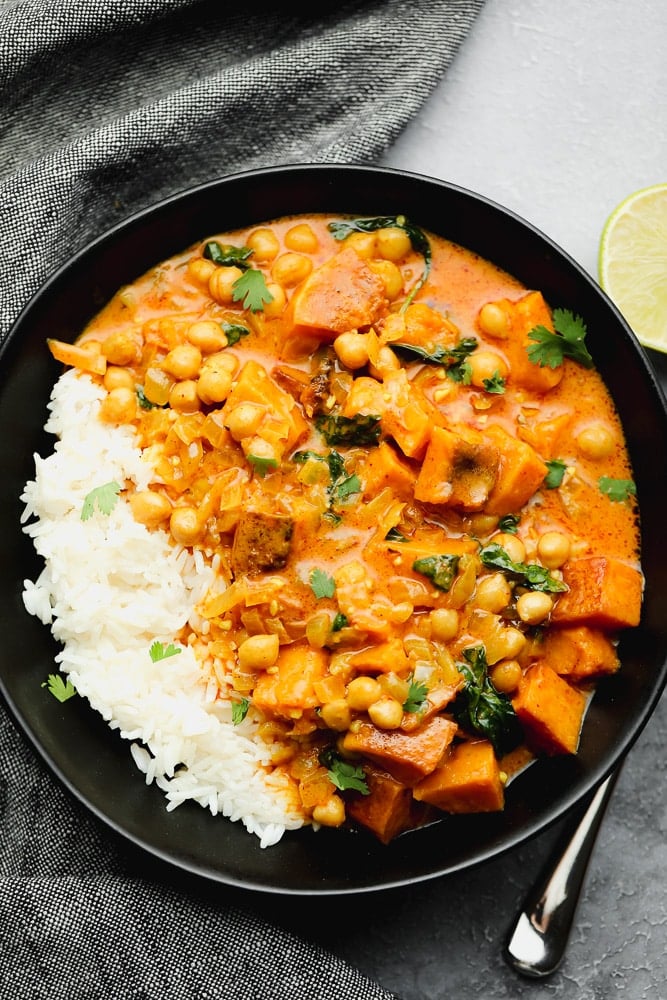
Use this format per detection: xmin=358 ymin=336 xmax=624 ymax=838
xmin=2 ymin=163 xmax=666 ymax=894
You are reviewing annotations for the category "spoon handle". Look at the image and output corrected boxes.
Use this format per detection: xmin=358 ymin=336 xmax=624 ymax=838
xmin=504 ymin=766 xmax=622 ymax=978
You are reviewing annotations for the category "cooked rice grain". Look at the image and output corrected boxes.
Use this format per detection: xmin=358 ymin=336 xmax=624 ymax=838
xmin=21 ymin=369 xmax=305 ymax=848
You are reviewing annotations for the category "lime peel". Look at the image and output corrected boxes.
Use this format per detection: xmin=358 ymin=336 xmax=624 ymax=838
xmin=598 ymin=183 xmax=667 ymax=353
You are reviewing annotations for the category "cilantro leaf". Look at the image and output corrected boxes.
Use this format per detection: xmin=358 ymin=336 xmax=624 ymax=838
xmin=453 ymin=646 xmax=523 ymax=756
xmin=42 ymin=674 xmax=77 ymax=703
xmin=149 ymin=640 xmax=182 ymax=662
xmin=316 ymin=413 xmax=381 ymax=447
xmin=482 ymin=371 xmax=506 ymax=394
xmin=328 ymin=215 xmax=431 ymax=311
xmin=221 ymin=321 xmax=250 ymax=346
xmin=247 ymin=454 xmax=279 ymax=478
xmin=231 ymin=697 xmax=250 ymax=725
xmin=403 ymin=676 xmax=429 ymax=714
xmin=527 ymin=308 xmax=593 ymax=369
xmin=310 ymin=568 xmax=336 ymax=599
xmin=412 ymin=554 xmax=460 ymax=592
xmin=544 ymin=459 xmax=568 ymax=489
xmin=319 ymin=747 xmax=370 ymax=794
xmin=334 ymin=472 xmax=361 ymax=502
xmin=232 ymin=269 xmax=274 ymax=312
xmin=81 ymin=481 xmax=121 ymax=521
xmin=479 ymin=543 xmax=568 ymax=593
xmin=599 ymin=476 xmax=637 ymax=503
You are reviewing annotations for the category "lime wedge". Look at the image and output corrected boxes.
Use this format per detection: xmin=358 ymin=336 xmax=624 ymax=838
xmin=598 ymin=183 xmax=667 ymax=352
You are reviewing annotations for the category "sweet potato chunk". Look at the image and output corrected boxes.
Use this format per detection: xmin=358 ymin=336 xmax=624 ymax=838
xmin=360 ymin=441 xmax=417 ymax=500
xmin=346 ymin=765 xmax=417 ymax=844
xmin=349 ymin=638 xmax=410 ymax=674
xmin=539 ymin=625 xmax=620 ymax=681
xmin=484 ymin=424 xmax=548 ymax=515
xmin=487 ymin=291 xmax=564 ymax=393
xmin=413 ymin=739 xmax=504 ymax=812
xmin=342 ymin=715 xmax=457 ymax=785
xmin=552 ymin=557 xmax=643 ymax=629
xmin=252 ymin=643 xmax=327 ymax=718
xmin=414 ymin=425 xmax=499 ymax=510
xmin=513 ymin=663 xmax=587 ymax=755
xmin=291 ymin=246 xmax=387 ymax=335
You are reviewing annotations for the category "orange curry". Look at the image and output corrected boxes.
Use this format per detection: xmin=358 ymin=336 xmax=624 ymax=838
xmin=48 ymin=212 xmax=642 ymax=843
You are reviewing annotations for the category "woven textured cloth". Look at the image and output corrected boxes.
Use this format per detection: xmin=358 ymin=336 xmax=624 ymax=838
xmin=0 ymin=2 xmax=485 ymax=997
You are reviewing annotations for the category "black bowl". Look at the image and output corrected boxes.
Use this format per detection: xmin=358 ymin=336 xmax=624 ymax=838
xmin=2 ymin=163 xmax=666 ymax=894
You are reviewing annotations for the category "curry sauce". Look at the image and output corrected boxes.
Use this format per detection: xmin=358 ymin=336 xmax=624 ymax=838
xmin=48 ymin=213 xmax=642 ymax=843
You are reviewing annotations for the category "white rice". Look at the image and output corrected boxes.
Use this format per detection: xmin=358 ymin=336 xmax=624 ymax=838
xmin=20 ymin=368 xmax=305 ymax=847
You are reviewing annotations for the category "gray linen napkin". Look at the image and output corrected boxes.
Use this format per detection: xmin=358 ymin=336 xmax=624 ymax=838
xmin=0 ymin=2 xmax=485 ymax=997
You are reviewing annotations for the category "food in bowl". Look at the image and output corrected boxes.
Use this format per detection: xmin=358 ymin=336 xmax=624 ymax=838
xmin=21 ymin=211 xmax=642 ymax=847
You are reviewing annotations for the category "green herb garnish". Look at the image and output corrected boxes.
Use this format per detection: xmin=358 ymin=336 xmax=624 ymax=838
xmin=42 ymin=674 xmax=77 ymax=703
xmin=203 ymin=241 xmax=253 ymax=268
xmin=454 ymin=646 xmax=523 ymax=756
xmin=331 ymin=612 xmax=348 ymax=632
xmin=221 ymin=322 xmax=250 ymax=346
xmin=527 ymin=308 xmax=593 ymax=369
xmin=403 ymin=676 xmax=429 ymax=714
xmin=310 ymin=568 xmax=336 ymax=599
xmin=482 ymin=371 xmax=506 ymax=394
xmin=149 ymin=640 xmax=182 ymax=663
xmin=598 ymin=476 xmax=637 ymax=503
xmin=393 ymin=338 xmax=478 ymax=385
xmin=497 ymin=514 xmax=520 ymax=535
xmin=231 ymin=697 xmax=250 ymax=725
xmin=319 ymin=747 xmax=370 ymax=794
xmin=81 ymin=481 xmax=121 ymax=521
xmin=316 ymin=413 xmax=382 ymax=447
xmin=232 ymin=268 xmax=274 ymax=312
xmin=412 ymin=554 xmax=460 ymax=592
xmin=544 ymin=459 xmax=568 ymax=489
xmin=247 ymin=454 xmax=279 ymax=478
xmin=479 ymin=543 xmax=568 ymax=593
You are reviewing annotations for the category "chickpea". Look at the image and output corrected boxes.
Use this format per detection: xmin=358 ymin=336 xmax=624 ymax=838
xmin=225 ymin=402 xmax=266 ymax=441
xmin=162 ymin=343 xmax=202 ymax=381
xmin=312 ymin=795 xmax=346 ymax=828
xmin=478 ymin=302 xmax=509 ymax=339
xmin=320 ymin=699 xmax=352 ymax=732
xmin=101 ymin=329 xmax=143 ymax=366
xmin=262 ymin=282 xmax=287 ymax=319
xmin=129 ymin=490 xmax=172 ymax=528
xmin=496 ymin=627 xmax=526 ymax=661
xmin=493 ymin=532 xmax=526 ymax=564
xmin=474 ymin=573 xmax=513 ymax=613
xmin=468 ymin=350 xmax=509 ymax=389
xmin=169 ymin=506 xmax=202 ymax=545
xmin=368 ymin=344 xmax=400 ymax=378
xmin=516 ymin=591 xmax=554 ymax=625
xmin=246 ymin=227 xmax=280 ymax=263
xmin=467 ymin=513 xmax=499 ymax=537
xmin=103 ymin=366 xmax=134 ymax=392
xmin=244 ymin=435 xmax=278 ymax=463
xmin=284 ymin=223 xmax=319 ymax=254
xmin=237 ymin=633 xmax=280 ymax=670
xmin=197 ymin=367 xmax=233 ymax=406
xmin=491 ymin=659 xmax=523 ymax=694
xmin=345 ymin=231 xmax=376 ymax=258
xmin=270 ymin=252 xmax=313 ymax=288
xmin=188 ymin=257 xmax=216 ymax=284
xmin=186 ymin=320 xmax=228 ymax=354
xmin=537 ymin=530 xmax=571 ymax=569
xmin=367 ymin=259 xmax=404 ymax=301
xmin=429 ymin=608 xmax=459 ymax=642
xmin=376 ymin=226 xmax=412 ymax=261
xmin=333 ymin=332 xmax=370 ymax=370
xmin=346 ymin=675 xmax=382 ymax=711
xmin=368 ymin=695 xmax=404 ymax=730
xmin=99 ymin=386 xmax=136 ymax=424
xmin=169 ymin=379 xmax=200 ymax=413
xmin=576 ymin=421 xmax=615 ymax=460
xmin=209 ymin=265 xmax=244 ymax=304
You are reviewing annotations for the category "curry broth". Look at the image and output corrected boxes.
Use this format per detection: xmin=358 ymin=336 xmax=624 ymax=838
xmin=56 ymin=212 xmax=641 ymax=842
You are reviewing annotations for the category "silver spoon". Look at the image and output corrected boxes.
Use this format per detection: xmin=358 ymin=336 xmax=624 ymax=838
xmin=504 ymin=765 xmax=622 ymax=977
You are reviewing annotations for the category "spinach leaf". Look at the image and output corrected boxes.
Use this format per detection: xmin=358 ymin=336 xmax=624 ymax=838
xmin=453 ymin=646 xmax=523 ymax=756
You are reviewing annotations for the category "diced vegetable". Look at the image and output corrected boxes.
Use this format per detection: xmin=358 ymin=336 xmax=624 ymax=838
xmin=291 ymin=246 xmax=387 ymax=335
xmin=342 ymin=715 xmax=458 ymax=785
xmin=512 ymin=663 xmax=587 ymax=755
xmin=414 ymin=425 xmax=499 ymax=509
xmin=413 ymin=739 xmax=505 ymax=813
xmin=551 ymin=557 xmax=643 ymax=629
